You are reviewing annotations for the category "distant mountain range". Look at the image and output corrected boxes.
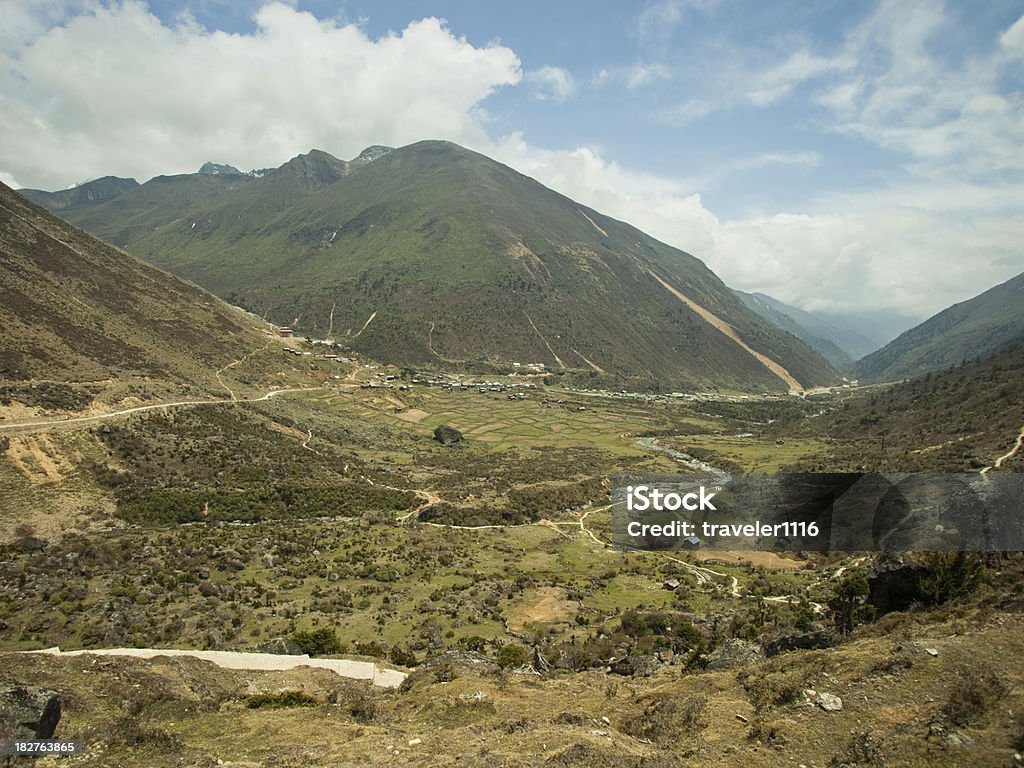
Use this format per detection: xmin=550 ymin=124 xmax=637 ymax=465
xmin=19 ymin=176 xmax=140 ymax=212
xmin=733 ymin=290 xmax=887 ymax=369
xmin=0 ymin=181 xmax=280 ymax=401
xmin=855 ymin=271 xmax=1024 ymax=382
xmin=26 ymin=141 xmax=839 ymax=393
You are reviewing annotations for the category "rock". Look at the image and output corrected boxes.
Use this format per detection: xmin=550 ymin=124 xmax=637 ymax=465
xmin=866 ymin=554 xmax=928 ymax=613
xmin=197 ymin=568 xmax=210 ymax=580
xmin=256 ymin=636 xmax=304 ymax=655
xmin=261 ymin=553 xmax=276 ymax=567
xmin=0 ymin=684 xmax=61 ymax=739
xmin=609 ymin=655 xmax=659 ymax=677
xmin=817 ymin=692 xmax=843 ymax=711
xmin=408 ymin=738 xmax=422 ymax=746
xmin=198 ymin=581 xmax=218 ymax=597
xmin=706 ymin=638 xmax=762 ymax=669
xmin=762 ymin=630 xmax=833 ymax=657
xmin=925 ymin=647 xmax=939 ymax=656
xmin=432 ymin=425 xmax=463 ymax=445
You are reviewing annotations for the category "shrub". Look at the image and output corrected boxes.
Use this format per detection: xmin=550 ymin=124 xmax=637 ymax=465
xmin=943 ymin=666 xmax=1008 ymax=726
xmin=245 ymin=691 xmax=318 ymax=709
xmin=291 ymin=627 xmax=343 ymax=655
xmin=495 ymin=644 xmax=529 ymax=669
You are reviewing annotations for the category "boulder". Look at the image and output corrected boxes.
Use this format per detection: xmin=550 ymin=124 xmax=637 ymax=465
xmin=706 ymin=638 xmax=762 ymax=669
xmin=432 ymin=425 xmax=463 ymax=445
xmin=0 ymin=685 xmax=61 ymax=739
xmin=867 ymin=554 xmax=928 ymax=613
xmin=609 ymin=655 xmax=659 ymax=677
xmin=762 ymin=629 xmax=833 ymax=657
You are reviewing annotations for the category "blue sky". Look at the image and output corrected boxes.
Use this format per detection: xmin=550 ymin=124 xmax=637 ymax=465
xmin=2 ymin=0 xmax=1023 ymax=316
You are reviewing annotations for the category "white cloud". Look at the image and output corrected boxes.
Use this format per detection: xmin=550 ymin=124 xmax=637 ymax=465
xmin=747 ymin=49 xmax=845 ymax=106
xmin=626 ymin=63 xmax=670 ymax=89
xmin=525 ymin=66 xmax=575 ymax=103
xmin=1001 ymin=13 xmax=1024 ymax=49
xmin=2 ymin=1 xmax=1020 ymax=321
xmin=0 ymin=171 xmax=23 ymax=189
xmin=0 ymin=1 xmax=521 ymax=188
xmin=491 ymin=133 xmax=1022 ymax=318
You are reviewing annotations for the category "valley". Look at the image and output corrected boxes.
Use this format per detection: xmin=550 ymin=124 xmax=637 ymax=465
xmin=2 ymin=149 xmax=1022 ymax=767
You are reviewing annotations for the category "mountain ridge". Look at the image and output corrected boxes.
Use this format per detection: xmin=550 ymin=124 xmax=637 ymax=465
xmin=37 ymin=140 xmax=839 ymax=392
xmin=855 ymin=270 xmax=1024 ymax=382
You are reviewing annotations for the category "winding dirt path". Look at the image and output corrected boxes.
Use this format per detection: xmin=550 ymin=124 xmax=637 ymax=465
xmin=981 ymin=424 xmax=1024 ymax=474
xmin=0 ymin=387 xmax=324 ymax=434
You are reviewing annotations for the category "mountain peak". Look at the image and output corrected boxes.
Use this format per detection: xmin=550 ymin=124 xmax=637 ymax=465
xmin=198 ymin=162 xmax=243 ymax=176
xmin=352 ymin=145 xmax=392 ymax=164
xmin=274 ymin=149 xmax=347 ymax=188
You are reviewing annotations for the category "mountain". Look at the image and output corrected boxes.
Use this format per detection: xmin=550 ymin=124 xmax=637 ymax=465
xmin=18 ymin=176 xmax=139 ymax=212
xmin=49 ymin=141 xmax=838 ymax=392
xmin=855 ymin=271 xmax=1024 ymax=382
xmin=813 ymin=309 xmax=920 ymax=355
xmin=0 ymin=181 xmax=287 ymax=405
xmin=733 ymin=290 xmax=874 ymax=369
xmin=198 ymin=162 xmax=244 ymax=176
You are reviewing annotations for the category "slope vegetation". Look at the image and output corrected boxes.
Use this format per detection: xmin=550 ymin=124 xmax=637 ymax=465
xmin=0 ymin=182 xmax=285 ymax=407
xmin=56 ymin=141 xmax=837 ymax=392
xmin=855 ymin=271 xmax=1024 ymax=383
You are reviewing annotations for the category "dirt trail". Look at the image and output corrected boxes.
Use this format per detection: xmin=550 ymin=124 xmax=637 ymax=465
xmin=646 ymin=270 xmax=803 ymax=393
xmin=981 ymin=424 xmax=1024 ymax=474
xmin=215 ymin=342 xmax=272 ymax=400
xmin=0 ymin=387 xmax=323 ymax=435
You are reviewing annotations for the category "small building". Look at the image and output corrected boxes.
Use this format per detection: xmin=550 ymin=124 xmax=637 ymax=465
xmin=278 ymin=327 xmax=295 ymax=337
xmin=680 ymin=535 xmax=701 ymax=550
xmin=663 ymin=578 xmax=681 ymax=591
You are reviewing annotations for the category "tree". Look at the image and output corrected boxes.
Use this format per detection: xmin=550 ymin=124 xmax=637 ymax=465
xmin=829 ymin=573 xmax=869 ymax=635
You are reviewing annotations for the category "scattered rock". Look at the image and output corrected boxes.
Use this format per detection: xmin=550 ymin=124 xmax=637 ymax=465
xmin=256 ymin=637 xmax=304 ymax=655
xmin=408 ymin=738 xmax=422 ymax=746
xmin=925 ymin=647 xmax=939 ymax=657
xmin=816 ymin=692 xmax=843 ymax=711
xmin=432 ymin=425 xmax=463 ymax=445
xmin=0 ymin=684 xmax=61 ymax=739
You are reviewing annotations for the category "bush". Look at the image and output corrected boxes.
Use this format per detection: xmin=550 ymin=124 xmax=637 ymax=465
xmin=291 ymin=627 xmax=344 ymax=655
xmin=496 ymin=643 xmax=529 ymax=669
xmin=919 ymin=552 xmax=983 ymax=605
xmin=246 ymin=691 xmax=318 ymax=709
xmin=943 ymin=666 xmax=1008 ymax=726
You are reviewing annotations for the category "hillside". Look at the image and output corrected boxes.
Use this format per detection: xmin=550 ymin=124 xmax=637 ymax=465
xmin=0 ymin=181 xmax=300 ymax=410
xmin=54 ymin=141 xmax=838 ymax=393
xmin=776 ymin=340 xmax=1024 ymax=472
xmin=855 ymin=271 xmax=1024 ymax=383
xmin=18 ymin=176 xmax=139 ymax=212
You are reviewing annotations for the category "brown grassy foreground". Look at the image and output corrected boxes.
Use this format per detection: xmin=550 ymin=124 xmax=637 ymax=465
xmin=4 ymin=591 xmax=1023 ymax=768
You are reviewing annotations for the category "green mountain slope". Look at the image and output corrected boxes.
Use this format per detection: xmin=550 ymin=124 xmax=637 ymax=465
xmin=19 ymin=176 xmax=139 ymax=212
xmin=0 ymin=182 xmax=285 ymax=406
xmin=56 ymin=141 xmax=838 ymax=392
xmin=854 ymin=271 xmax=1024 ymax=383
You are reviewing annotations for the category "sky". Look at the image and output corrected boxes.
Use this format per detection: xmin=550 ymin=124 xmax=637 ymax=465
xmin=2 ymin=0 xmax=1023 ymax=319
